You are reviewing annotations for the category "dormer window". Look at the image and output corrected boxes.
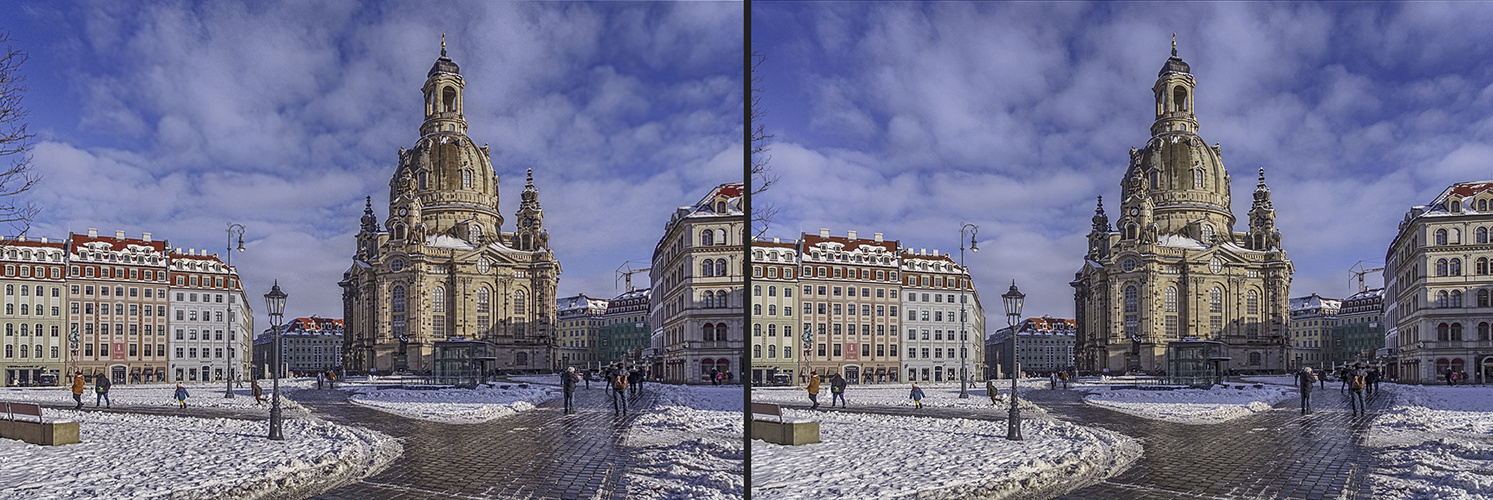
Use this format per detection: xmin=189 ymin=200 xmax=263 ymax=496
xmin=716 ymin=200 xmax=727 ymax=213
xmin=1452 ymin=199 xmax=1462 ymax=212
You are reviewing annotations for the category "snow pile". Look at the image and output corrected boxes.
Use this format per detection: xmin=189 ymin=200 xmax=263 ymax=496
xmin=0 ymin=409 xmax=400 ymax=499
xmin=623 ymin=384 xmax=743 ymax=500
xmin=752 ymin=381 xmax=1048 ymax=415
xmin=1364 ymin=384 xmax=1493 ymax=499
xmin=0 ymin=381 xmax=308 ymax=414
xmin=751 ymin=410 xmax=1140 ymax=499
xmin=347 ymin=383 xmax=558 ymax=424
xmin=1082 ymin=385 xmax=1295 ymax=424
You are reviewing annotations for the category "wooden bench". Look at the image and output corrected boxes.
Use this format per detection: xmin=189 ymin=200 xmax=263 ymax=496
xmin=0 ymin=402 xmax=80 ymax=446
xmin=750 ymin=402 xmax=819 ymax=446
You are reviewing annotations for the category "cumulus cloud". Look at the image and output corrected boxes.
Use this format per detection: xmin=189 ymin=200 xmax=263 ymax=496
xmin=12 ymin=1 xmax=742 ymax=328
xmin=755 ymin=2 xmax=1493 ymax=322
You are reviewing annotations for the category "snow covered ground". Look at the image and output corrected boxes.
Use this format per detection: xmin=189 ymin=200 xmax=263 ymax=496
xmin=0 ymin=409 xmax=400 ymax=499
xmin=751 ymin=408 xmax=1140 ymax=499
xmin=0 ymin=381 xmax=308 ymax=414
xmin=1364 ymin=383 xmax=1493 ymax=499
xmin=623 ymin=384 xmax=743 ymax=500
xmin=1081 ymin=384 xmax=1296 ymax=424
xmin=344 ymin=382 xmax=559 ymax=424
xmin=752 ymin=381 xmax=1049 ymax=415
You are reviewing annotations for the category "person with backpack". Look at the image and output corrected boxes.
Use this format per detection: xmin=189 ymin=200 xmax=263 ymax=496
xmin=94 ymin=373 xmax=112 ymax=408
xmin=627 ymin=367 xmax=642 ymax=397
xmin=610 ymin=367 xmax=628 ymax=415
xmin=252 ymin=379 xmax=265 ymax=405
xmin=1364 ymin=367 xmax=1380 ymax=397
xmin=829 ymin=373 xmax=847 ymax=408
xmin=1346 ymin=363 xmax=1368 ymax=416
xmin=986 ymin=378 xmax=1003 ymax=404
xmin=910 ymin=384 xmax=926 ymax=409
xmin=1296 ymin=367 xmax=1318 ymax=414
xmin=174 ymin=384 xmax=190 ymax=409
xmin=70 ymin=372 xmax=86 ymax=410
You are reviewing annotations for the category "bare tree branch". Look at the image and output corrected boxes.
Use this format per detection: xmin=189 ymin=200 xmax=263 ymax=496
xmin=0 ymin=28 xmax=37 ymax=239
xmin=750 ymin=50 xmax=777 ymax=238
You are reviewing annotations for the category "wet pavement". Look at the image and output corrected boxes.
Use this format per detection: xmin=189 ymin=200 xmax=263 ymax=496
xmin=300 ymin=383 xmax=657 ymax=500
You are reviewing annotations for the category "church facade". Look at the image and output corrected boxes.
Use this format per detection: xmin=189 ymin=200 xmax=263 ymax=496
xmin=340 ymin=42 xmax=560 ymax=374
xmin=1072 ymin=44 xmax=1293 ymax=375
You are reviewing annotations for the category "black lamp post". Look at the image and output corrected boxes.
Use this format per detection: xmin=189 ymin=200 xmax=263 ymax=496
xmin=265 ymin=281 xmax=287 ymax=441
xmin=958 ymin=223 xmax=978 ymax=398
xmin=225 ymin=223 xmax=245 ymax=398
xmin=1002 ymin=280 xmax=1025 ymax=441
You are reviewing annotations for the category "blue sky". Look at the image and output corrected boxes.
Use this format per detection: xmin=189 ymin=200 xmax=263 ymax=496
xmin=753 ymin=2 xmax=1493 ymax=328
xmin=4 ymin=1 xmax=742 ymax=329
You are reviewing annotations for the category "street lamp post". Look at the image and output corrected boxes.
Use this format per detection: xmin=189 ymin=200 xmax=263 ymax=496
xmin=265 ymin=281 xmax=287 ymax=441
xmin=225 ymin=223 xmax=245 ymax=398
xmin=958 ymin=223 xmax=978 ymax=398
xmin=1002 ymin=281 xmax=1025 ymax=441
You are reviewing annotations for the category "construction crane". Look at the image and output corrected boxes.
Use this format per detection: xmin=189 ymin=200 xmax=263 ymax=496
xmin=1349 ymin=260 xmax=1385 ymax=293
xmin=616 ymin=261 xmax=651 ymax=293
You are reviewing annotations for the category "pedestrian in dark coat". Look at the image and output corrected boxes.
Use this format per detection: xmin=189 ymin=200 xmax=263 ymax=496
xmin=1365 ymin=367 xmax=1380 ymax=397
xmin=910 ymin=385 xmax=926 ymax=409
xmin=252 ymin=379 xmax=265 ymax=404
xmin=830 ymin=373 xmax=847 ymax=408
xmin=94 ymin=374 xmax=112 ymax=408
xmin=610 ymin=368 xmax=628 ymax=415
xmin=1296 ymin=367 xmax=1318 ymax=414
xmin=562 ymin=367 xmax=580 ymax=414
xmin=986 ymin=378 xmax=1002 ymax=404
xmin=627 ymin=368 xmax=642 ymax=397
xmin=1346 ymin=363 xmax=1368 ymax=416
xmin=174 ymin=385 xmax=190 ymax=409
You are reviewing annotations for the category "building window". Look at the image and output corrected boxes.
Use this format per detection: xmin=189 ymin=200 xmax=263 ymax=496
xmin=1452 ymin=290 xmax=1464 ymax=308
xmin=1480 ymin=227 xmax=1488 ymax=244
xmin=1165 ymin=287 xmax=1177 ymax=313
xmin=1246 ymin=290 xmax=1259 ymax=315
xmin=1124 ymin=285 xmax=1138 ymax=313
xmin=1193 ymin=169 xmax=1203 ymax=189
xmin=1438 ymin=290 xmax=1450 ymax=308
xmin=701 ymin=230 xmax=713 ymax=246
xmin=1249 ymin=352 xmax=1262 ymax=365
xmin=391 ymin=285 xmax=406 ymax=313
xmin=1166 ymin=315 xmax=1178 ymax=337
xmin=1480 ymin=322 xmax=1490 ymax=341
xmin=715 ymin=259 xmax=727 ymax=277
xmin=1480 ymin=258 xmax=1489 ymax=275
xmin=1438 ymin=323 xmax=1450 ymax=341
xmin=1437 ymin=229 xmax=1448 ymax=246
xmin=1452 ymin=258 xmax=1463 ymax=276
xmin=1480 ymin=289 xmax=1490 ymax=308
xmin=1451 ymin=323 xmax=1464 ymax=341
xmin=1209 ymin=287 xmax=1222 ymax=313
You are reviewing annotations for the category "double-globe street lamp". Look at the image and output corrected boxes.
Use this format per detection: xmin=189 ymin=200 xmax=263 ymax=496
xmin=958 ymin=223 xmax=978 ymax=399
xmin=265 ymin=281 xmax=287 ymax=441
xmin=1002 ymin=281 xmax=1025 ymax=441
xmin=224 ymin=223 xmax=245 ymax=398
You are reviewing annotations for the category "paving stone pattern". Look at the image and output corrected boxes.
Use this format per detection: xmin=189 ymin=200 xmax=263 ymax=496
xmin=767 ymin=385 xmax=1396 ymax=499
xmin=300 ymin=383 xmax=658 ymax=500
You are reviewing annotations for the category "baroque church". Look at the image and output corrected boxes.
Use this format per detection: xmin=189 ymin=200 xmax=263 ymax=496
xmin=1072 ymin=41 xmax=1294 ymax=374
xmin=341 ymin=40 xmax=560 ymax=374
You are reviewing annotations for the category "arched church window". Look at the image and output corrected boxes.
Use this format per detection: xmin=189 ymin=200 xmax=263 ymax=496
xmin=442 ymin=86 xmax=457 ymax=113
xmin=1165 ymin=287 xmax=1178 ymax=312
xmin=1123 ymin=285 xmax=1138 ymax=313
xmin=462 ymin=170 xmax=472 ymax=189
xmin=433 ymin=287 xmax=446 ymax=313
xmin=418 ymin=171 xmax=428 ymax=190
xmin=1148 ymin=170 xmax=1160 ymax=190
xmin=1247 ymin=290 xmax=1259 ymax=315
xmin=1173 ymin=86 xmax=1188 ymax=111
xmin=477 ymin=287 xmax=490 ymax=313
xmin=1209 ymin=287 xmax=1222 ymax=313
xmin=715 ymin=259 xmax=727 ymax=277
xmin=701 ymin=230 xmax=713 ymax=246
xmin=1201 ymin=225 xmax=1215 ymax=243
xmin=1437 ymin=229 xmax=1448 ymax=245
xmin=513 ymin=290 xmax=525 ymax=316
xmin=391 ymin=285 xmax=406 ymax=313
xmin=1194 ymin=169 xmax=1203 ymax=189
xmin=1126 ymin=224 xmax=1138 ymax=240
xmin=471 ymin=225 xmax=483 ymax=243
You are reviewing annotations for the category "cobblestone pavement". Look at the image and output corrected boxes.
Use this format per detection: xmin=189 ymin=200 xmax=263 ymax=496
xmin=300 ymin=383 xmax=658 ymax=500
xmin=761 ymin=383 xmax=1397 ymax=499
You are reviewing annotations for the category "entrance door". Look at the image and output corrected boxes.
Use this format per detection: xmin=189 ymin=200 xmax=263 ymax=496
xmin=111 ymin=366 xmax=126 ymax=385
xmin=844 ymin=366 xmax=860 ymax=384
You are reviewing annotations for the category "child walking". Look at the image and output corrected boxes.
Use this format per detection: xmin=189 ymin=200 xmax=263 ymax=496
xmin=174 ymin=384 xmax=190 ymax=409
xmin=910 ymin=384 xmax=926 ymax=409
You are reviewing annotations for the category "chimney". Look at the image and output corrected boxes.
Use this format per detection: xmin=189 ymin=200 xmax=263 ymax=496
xmin=773 ymin=238 xmax=780 ymax=244
xmin=115 ymin=230 xmax=125 ymax=239
xmin=874 ymin=233 xmax=883 ymax=242
xmin=39 ymin=237 xmax=46 ymax=243
xmin=819 ymin=228 xmax=830 ymax=238
xmin=87 ymin=228 xmax=97 ymax=238
xmin=933 ymin=249 xmax=940 ymax=256
xmin=15 ymin=236 xmax=23 ymax=242
xmin=920 ymin=248 xmax=926 ymax=255
xmin=847 ymin=230 xmax=857 ymax=240
xmin=142 ymin=232 xmax=151 ymax=243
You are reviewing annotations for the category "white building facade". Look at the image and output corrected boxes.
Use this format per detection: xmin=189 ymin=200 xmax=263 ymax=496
xmin=168 ymin=248 xmax=251 ymax=383
xmin=650 ymin=183 xmax=744 ymax=384
xmin=750 ymin=238 xmax=799 ymax=384
xmin=901 ymin=249 xmax=984 ymax=384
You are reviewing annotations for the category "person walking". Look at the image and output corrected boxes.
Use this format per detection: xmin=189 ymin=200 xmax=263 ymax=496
xmin=1296 ymin=367 xmax=1318 ymax=414
xmin=986 ymin=378 xmax=1003 ymax=404
xmin=628 ymin=367 xmax=642 ymax=397
xmin=1447 ymin=369 xmax=1456 ymax=386
xmin=1365 ymin=367 xmax=1380 ymax=397
xmin=1059 ymin=371 xmax=1071 ymax=390
xmin=910 ymin=384 xmax=926 ymax=409
xmin=562 ymin=367 xmax=580 ymax=414
xmin=70 ymin=372 xmax=86 ymax=410
xmin=610 ymin=367 xmax=628 ymax=415
xmin=806 ymin=371 xmax=822 ymax=410
xmin=251 ymin=379 xmax=265 ymax=405
xmin=830 ymin=373 xmax=847 ymax=408
xmin=1346 ymin=363 xmax=1368 ymax=416
xmin=94 ymin=373 xmax=112 ymax=408
xmin=174 ymin=384 xmax=190 ymax=409
xmin=583 ymin=370 xmax=592 ymax=389
xmin=710 ymin=368 xmax=720 ymax=386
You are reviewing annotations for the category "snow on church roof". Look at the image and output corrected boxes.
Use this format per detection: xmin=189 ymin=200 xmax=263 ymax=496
xmin=1157 ymin=234 xmax=1206 ymax=250
xmin=426 ymin=234 xmax=477 ymax=250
